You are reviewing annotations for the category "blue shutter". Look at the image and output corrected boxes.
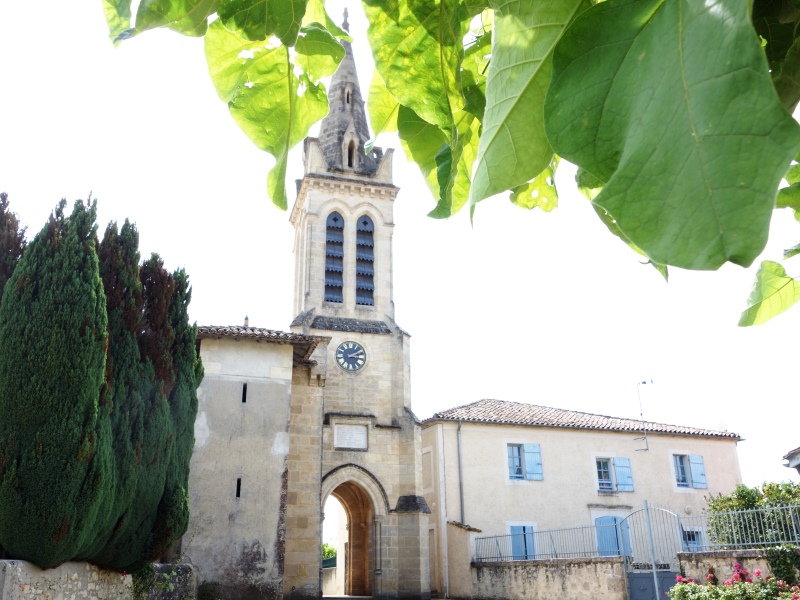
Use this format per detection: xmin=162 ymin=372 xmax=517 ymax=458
xmin=523 ymin=444 xmax=543 ymax=480
xmin=510 ymin=526 xmax=534 ymax=560
xmin=613 ymin=457 xmax=634 ymax=492
xmin=596 ymin=517 xmax=632 ymax=557
xmin=689 ymin=455 xmax=707 ymax=489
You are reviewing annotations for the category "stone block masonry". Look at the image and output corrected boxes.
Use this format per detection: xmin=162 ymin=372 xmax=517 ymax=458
xmin=0 ymin=560 xmax=132 ymax=600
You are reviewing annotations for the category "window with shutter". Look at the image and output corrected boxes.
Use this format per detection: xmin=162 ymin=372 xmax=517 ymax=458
xmin=510 ymin=525 xmax=535 ymax=560
xmin=355 ymin=215 xmax=374 ymax=305
xmin=325 ymin=212 xmax=344 ymax=303
xmin=688 ymin=455 xmax=707 ymax=489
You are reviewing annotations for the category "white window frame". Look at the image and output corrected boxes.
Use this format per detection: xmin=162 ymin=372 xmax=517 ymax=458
xmin=681 ymin=527 xmax=706 ymax=552
xmin=591 ymin=452 xmax=634 ymax=493
xmin=596 ymin=457 xmax=614 ymax=491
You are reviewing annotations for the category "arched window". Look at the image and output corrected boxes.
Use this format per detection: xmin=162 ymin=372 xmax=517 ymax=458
xmin=355 ymin=215 xmax=374 ymax=306
xmin=325 ymin=212 xmax=344 ymax=303
xmin=346 ymin=90 xmax=351 ymax=104
xmin=347 ymin=140 xmax=355 ymax=168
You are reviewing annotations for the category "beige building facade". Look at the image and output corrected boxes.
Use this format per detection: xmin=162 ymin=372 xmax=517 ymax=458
xmin=421 ymin=399 xmax=742 ymax=598
xmin=184 ymin=28 xmax=430 ymax=600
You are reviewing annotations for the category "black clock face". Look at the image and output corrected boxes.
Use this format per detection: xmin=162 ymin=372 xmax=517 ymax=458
xmin=335 ymin=341 xmax=367 ymax=372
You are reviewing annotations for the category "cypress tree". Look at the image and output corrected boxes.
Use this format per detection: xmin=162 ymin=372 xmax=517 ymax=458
xmin=0 ymin=199 xmax=115 ymax=568
xmin=0 ymin=192 xmax=27 ymax=300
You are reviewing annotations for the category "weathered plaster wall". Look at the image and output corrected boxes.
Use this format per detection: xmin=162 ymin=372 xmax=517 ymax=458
xmin=0 ymin=560 xmax=131 ymax=600
xmin=147 ymin=564 xmax=197 ymax=600
xmin=185 ymin=338 xmax=295 ymax=600
xmin=679 ymin=549 xmax=772 ymax=583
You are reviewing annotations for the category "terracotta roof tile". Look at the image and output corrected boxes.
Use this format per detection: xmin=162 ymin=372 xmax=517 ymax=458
xmin=784 ymin=446 xmax=800 ymax=460
xmin=424 ymin=399 xmax=739 ymax=440
xmin=197 ymin=325 xmax=320 ymax=343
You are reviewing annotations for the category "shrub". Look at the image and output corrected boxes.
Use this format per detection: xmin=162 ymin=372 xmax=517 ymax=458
xmin=669 ymin=563 xmax=800 ymax=600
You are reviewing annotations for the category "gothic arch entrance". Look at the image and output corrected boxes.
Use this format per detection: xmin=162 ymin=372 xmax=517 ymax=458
xmin=329 ymin=481 xmax=373 ymax=596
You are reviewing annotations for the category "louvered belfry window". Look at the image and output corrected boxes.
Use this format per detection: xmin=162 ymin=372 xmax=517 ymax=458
xmin=355 ymin=215 xmax=375 ymax=306
xmin=325 ymin=212 xmax=344 ymax=303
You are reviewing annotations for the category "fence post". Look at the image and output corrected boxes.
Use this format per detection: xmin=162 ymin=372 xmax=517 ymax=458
xmin=644 ymin=500 xmax=662 ymax=600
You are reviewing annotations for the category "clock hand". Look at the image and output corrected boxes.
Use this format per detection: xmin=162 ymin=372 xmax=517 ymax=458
xmin=348 ymin=351 xmax=364 ymax=359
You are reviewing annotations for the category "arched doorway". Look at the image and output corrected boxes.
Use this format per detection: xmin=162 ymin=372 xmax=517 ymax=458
xmin=327 ymin=481 xmax=373 ymax=596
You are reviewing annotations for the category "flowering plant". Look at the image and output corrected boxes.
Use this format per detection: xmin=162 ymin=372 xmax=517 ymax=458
xmin=669 ymin=564 xmax=800 ymax=600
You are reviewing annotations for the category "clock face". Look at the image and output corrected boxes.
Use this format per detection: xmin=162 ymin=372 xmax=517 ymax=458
xmin=335 ymin=341 xmax=367 ymax=372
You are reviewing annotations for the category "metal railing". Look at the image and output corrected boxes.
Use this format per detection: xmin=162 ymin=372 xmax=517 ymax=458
xmin=681 ymin=504 xmax=800 ymax=551
xmin=474 ymin=522 xmax=628 ymax=562
xmin=473 ymin=504 xmax=800 ymax=563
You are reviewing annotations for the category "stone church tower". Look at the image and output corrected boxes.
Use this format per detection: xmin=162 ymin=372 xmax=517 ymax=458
xmin=284 ymin=20 xmax=431 ymax=600
xmin=185 ymin=18 xmax=430 ymax=600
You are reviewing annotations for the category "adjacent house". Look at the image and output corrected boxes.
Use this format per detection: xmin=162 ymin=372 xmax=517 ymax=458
xmin=784 ymin=446 xmax=800 ymax=475
xmin=421 ymin=399 xmax=742 ymax=598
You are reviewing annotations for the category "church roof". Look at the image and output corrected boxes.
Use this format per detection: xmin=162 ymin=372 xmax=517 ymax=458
xmin=424 ymin=399 xmax=740 ymax=440
xmin=197 ymin=325 xmax=329 ymax=366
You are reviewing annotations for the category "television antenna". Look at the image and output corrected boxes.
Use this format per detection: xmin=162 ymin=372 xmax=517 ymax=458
xmin=634 ymin=380 xmax=653 ymax=451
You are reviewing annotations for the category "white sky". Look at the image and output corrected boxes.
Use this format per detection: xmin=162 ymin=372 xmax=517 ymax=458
xmin=1 ymin=1 xmax=798 ymax=489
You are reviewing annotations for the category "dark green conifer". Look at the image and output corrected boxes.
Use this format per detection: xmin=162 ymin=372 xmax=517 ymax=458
xmin=0 ymin=199 xmax=114 ymax=568
xmin=0 ymin=192 xmax=27 ymax=300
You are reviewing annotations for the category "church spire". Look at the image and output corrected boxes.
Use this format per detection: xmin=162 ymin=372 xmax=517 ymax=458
xmin=317 ymin=12 xmax=377 ymax=175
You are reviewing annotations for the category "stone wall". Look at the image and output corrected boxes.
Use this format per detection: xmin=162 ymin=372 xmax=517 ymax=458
xmin=678 ymin=549 xmax=772 ymax=583
xmin=148 ymin=564 xmax=197 ymax=600
xmin=0 ymin=560 xmax=131 ymax=600
xmin=446 ymin=524 xmax=626 ymax=600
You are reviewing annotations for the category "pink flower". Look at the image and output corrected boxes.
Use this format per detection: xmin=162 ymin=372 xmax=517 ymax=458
xmin=755 ymin=569 xmax=762 ymax=577
xmin=791 ymin=594 xmax=798 ymax=600
xmin=733 ymin=573 xmax=741 ymax=581
xmin=707 ymin=574 xmax=715 ymax=581
xmin=793 ymin=586 xmax=800 ymax=591
xmin=676 ymin=575 xmax=684 ymax=582
xmin=745 ymin=578 xmax=752 ymax=583
xmin=18 ymin=585 xmax=24 ymax=590
xmin=734 ymin=563 xmax=742 ymax=569
xmin=724 ymin=580 xmax=733 ymax=586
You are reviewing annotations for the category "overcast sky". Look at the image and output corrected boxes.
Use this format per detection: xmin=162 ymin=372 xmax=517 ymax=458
xmin=1 ymin=1 xmax=798 ymax=488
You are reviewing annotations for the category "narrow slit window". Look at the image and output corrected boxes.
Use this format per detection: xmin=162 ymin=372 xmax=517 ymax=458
xmin=346 ymin=90 xmax=351 ymax=104
xmin=241 ymin=383 xmax=247 ymax=403
xmin=347 ymin=140 xmax=355 ymax=168
xmin=356 ymin=215 xmax=374 ymax=306
xmin=325 ymin=212 xmax=344 ymax=303
xmin=236 ymin=478 xmax=242 ymax=498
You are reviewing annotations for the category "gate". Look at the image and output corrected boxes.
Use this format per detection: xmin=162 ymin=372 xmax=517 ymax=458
xmin=619 ymin=501 xmax=684 ymax=600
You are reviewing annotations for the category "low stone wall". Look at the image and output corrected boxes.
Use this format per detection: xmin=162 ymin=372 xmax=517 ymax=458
xmin=461 ymin=557 xmax=627 ymax=600
xmin=0 ymin=560 xmax=132 ymax=600
xmin=678 ymin=549 xmax=772 ymax=583
xmin=148 ymin=563 xmax=197 ymax=600
xmin=445 ymin=523 xmax=626 ymax=600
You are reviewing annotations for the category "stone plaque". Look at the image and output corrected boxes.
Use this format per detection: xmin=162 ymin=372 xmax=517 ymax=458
xmin=334 ymin=424 xmax=368 ymax=450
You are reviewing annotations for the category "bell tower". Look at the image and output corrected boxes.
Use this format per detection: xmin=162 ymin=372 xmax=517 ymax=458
xmin=284 ymin=11 xmax=431 ymax=600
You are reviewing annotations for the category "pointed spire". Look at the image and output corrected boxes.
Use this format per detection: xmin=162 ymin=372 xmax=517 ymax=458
xmin=342 ymin=8 xmax=350 ymax=32
xmin=317 ymin=19 xmax=377 ymax=175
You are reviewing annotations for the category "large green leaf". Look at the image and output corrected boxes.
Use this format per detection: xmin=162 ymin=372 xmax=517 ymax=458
xmin=470 ymin=0 xmax=589 ymax=206
xmin=545 ymin=0 xmax=800 ymax=270
xmin=594 ymin=205 xmax=669 ymax=280
xmin=102 ymin=0 xmax=132 ymax=43
xmin=294 ymin=22 xmax=345 ymax=81
xmin=368 ymin=70 xmax=401 ymax=139
xmin=510 ymin=156 xmax=560 ymax=212
xmin=363 ymin=0 xmax=467 ymax=137
xmin=217 ymin=0 xmax=307 ymax=45
xmin=302 ymin=0 xmax=351 ymax=39
xmin=205 ymin=20 xmax=332 ymax=209
xmin=739 ymin=260 xmax=800 ymax=325
xmin=430 ymin=109 xmax=482 ymax=218
xmin=773 ymin=36 xmax=800 ymax=111
xmin=135 ymin=0 xmax=218 ymax=36
xmin=398 ymin=106 xmax=448 ymax=198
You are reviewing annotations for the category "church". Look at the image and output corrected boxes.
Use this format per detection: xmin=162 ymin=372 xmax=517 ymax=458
xmin=184 ymin=23 xmax=431 ymax=600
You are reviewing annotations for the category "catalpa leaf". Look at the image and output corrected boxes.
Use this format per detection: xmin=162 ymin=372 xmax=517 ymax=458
xmin=773 ymin=36 xmax=800 ymax=111
xmin=739 ymin=260 xmax=800 ymax=325
xmin=430 ymin=109 xmax=482 ymax=218
xmin=397 ymin=106 xmax=448 ymax=198
xmin=576 ymin=167 xmax=604 ymax=201
xmin=102 ymin=0 xmax=133 ymax=43
xmin=470 ymin=0 xmax=589 ymax=206
xmin=595 ymin=205 xmax=669 ymax=280
xmin=218 ymin=0 xmax=307 ymax=45
xmin=135 ymin=0 xmax=218 ymax=36
xmin=302 ymin=0 xmax=351 ymax=40
xmin=777 ymin=182 xmax=800 ymax=209
xmin=785 ymin=242 xmax=800 ymax=259
xmin=363 ymin=0 xmax=466 ymax=137
xmin=510 ymin=156 xmax=560 ymax=212
xmin=294 ymin=22 xmax=345 ymax=82
xmin=368 ymin=70 xmax=400 ymax=139
xmin=205 ymin=20 xmax=330 ymax=209
xmin=545 ymin=0 xmax=800 ymax=270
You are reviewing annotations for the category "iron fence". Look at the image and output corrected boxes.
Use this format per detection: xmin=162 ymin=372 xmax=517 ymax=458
xmin=472 ymin=503 xmax=800 ymax=563
xmin=680 ymin=504 xmax=800 ymax=551
xmin=474 ymin=522 xmax=627 ymax=562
